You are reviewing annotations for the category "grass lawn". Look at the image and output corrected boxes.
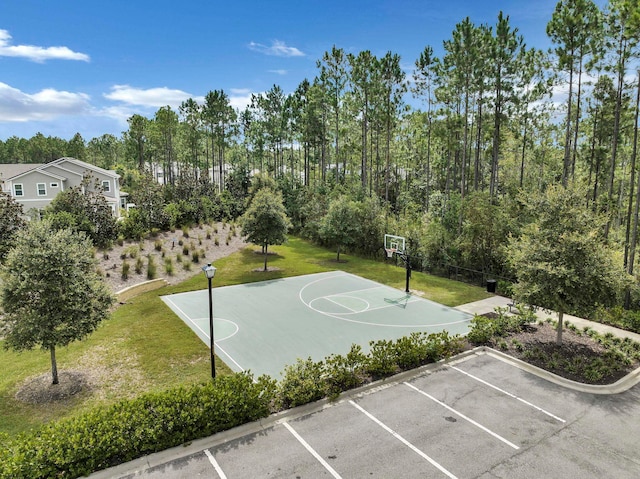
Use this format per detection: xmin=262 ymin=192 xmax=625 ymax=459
xmin=0 ymin=236 xmax=489 ymax=437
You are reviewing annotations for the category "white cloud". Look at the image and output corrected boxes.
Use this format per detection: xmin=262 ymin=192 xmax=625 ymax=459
xmin=104 ymin=85 xmax=201 ymax=108
xmin=0 ymin=82 xmax=92 ymax=121
xmin=248 ymin=40 xmax=304 ymax=57
xmin=268 ymin=69 xmax=288 ymax=75
xmin=229 ymin=88 xmax=254 ymax=110
xmin=0 ymin=29 xmax=90 ymax=63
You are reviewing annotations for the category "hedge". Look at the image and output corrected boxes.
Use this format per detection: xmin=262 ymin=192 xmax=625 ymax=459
xmin=1 ymin=331 xmax=465 ymax=478
xmin=0 ymin=373 xmax=276 ymax=479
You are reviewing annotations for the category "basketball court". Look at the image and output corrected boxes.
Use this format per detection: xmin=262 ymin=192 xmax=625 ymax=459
xmin=161 ymin=271 xmax=472 ymax=378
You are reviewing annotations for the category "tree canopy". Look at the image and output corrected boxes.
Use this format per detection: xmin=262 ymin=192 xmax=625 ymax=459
xmin=240 ymin=188 xmax=291 ymax=271
xmin=0 ymin=220 xmax=114 ymax=384
xmin=0 ymin=192 xmax=25 ymax=262
xmin=507 ymin=185 xmax=633 ymax=344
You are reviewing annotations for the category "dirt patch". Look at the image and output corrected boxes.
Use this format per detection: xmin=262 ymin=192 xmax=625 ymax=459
xmin=16 ymin=371 xmax=90 ymax=404
xmin=486 ymin=319 xmax=639 ymax=385
xmin=97 ymin=222 xmax=246 ymax=294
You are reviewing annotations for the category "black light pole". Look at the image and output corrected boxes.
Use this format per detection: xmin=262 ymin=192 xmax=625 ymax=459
xmin=201 ymin=263 xmax=217 ymax=379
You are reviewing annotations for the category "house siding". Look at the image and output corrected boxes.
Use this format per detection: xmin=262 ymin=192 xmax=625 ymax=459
xmin=0 ymin=158 xmax=123 ymax=218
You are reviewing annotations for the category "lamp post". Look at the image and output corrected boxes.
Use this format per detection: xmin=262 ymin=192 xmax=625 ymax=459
xmin=201 ymin=262 xmax=217 ymax=379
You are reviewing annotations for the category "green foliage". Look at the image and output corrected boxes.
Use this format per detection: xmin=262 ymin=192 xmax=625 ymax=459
xmin=146 ymin=255 xmax=156 ymax=280
xmin=135 ymin=256 xmax=143 ymax=274
xmin=241 ymin=188 xmax=291 ymax=270
xmin=164 ymin=258 xmax=174 ymax=276
xmin=591 ymin=306 xmax=640 ymax=334
xmin=121 ymin=260 xmax=130 ymax=280
xmin=324 ymin=345 xmax=367 ymax=397
xmin=508 ymin=185 xmax=633 ymax=341
xmin=320 ymin=195 xmax=360 ymax=261
xmin=44 ymin=184 xmax=118 ymax=249
xmin=0 ymin=220 xmax=113 ymax=383
xmin=276 ymin=358 xmax=327 ymax=409
xmin=0 ymin=192 xmax=26 ymax=263
xmin=0 ymin=373 xmax=275 ymax=479
xmin=120 ymin=208 xmax=147 ymax=240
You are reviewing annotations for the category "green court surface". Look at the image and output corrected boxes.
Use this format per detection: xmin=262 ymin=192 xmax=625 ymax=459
xmin=161 ymin=271 xmax=472 ymax=378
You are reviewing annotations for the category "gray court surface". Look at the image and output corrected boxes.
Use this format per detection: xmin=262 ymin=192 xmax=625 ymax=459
xmin=161 ymin=271 xmax=472 ymax=378
xmin=99 ymin=351 xmax=640 ymax=479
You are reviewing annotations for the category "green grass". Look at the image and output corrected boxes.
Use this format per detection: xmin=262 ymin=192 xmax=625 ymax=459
xmin=0 ymin=236 xmax=488 ymax=437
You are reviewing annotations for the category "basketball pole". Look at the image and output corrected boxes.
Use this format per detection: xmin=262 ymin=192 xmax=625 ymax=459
xmin=403 ymin=253 xmax=411 ymax=293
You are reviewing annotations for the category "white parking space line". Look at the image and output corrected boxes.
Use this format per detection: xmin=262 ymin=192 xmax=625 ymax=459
xmin=283 ymin=421 xmax=343 ymax=479
xmin=449 ymin=365 xmax=566 ymax=423
xmin=349 ymin=400 xmax=458 ymax=479
xmin=404 ymin=382 xmax=520 ymax=450
xmin=204 ymin=449 xmax=228 ymax=479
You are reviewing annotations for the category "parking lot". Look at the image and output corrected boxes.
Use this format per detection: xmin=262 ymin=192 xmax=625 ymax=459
xmin=93 ymin=350 xmax=640 ymax=478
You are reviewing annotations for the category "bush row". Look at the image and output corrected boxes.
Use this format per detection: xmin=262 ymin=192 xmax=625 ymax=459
xmin=0 ymin=374 xmax=276 ymax=479
xmin=276 ymin=331 xmax=465 ymax=409
xmin=0 ymin=331 xmax=465 ymax=478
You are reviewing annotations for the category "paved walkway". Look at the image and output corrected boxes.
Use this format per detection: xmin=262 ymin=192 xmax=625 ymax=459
xmin=457 ymin=295 xmax=640 ymax=343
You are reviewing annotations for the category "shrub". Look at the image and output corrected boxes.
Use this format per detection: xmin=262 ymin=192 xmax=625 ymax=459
xmin=0 ymin=374 xmax=275 ymax=479
xmin=324 ymin=345 xmax=367 ymax=397
xmin=191 ymin=251 xmax=200 ymax=263
xmin=154 ymin=240 xmax=162 ymax=251
xmin=146 ymin=255 xmax=156 ymax=280
xmin=182 ymin=227 xmax=190 ymax=238
xmin=164 ymin=258 xmax=174 ymax=276
xmin=467 ymin=315 xmax=495 ymax=344
xmin=276 ymin=358 xmax=326 ymax=409
xmin=182 ymin=246 xmax=189 ymax=256
xmin=366 ymin=339 xmax=398 ymax=379
xmin=214 ymin=237 xmax=220 ymax=246
xmin=121 ymin=261 xmax=130 ymax=280
xmin=135 ymin=257 xmax=143 ymax=274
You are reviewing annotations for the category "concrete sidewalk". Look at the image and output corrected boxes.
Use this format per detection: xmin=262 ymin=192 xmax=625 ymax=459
xmin=456 ymin=295 xmax=640 ymax=343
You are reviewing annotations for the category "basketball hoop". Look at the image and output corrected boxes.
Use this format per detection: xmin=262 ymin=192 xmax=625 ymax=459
xmin=385 ymin=247 xmax=396 ymax=259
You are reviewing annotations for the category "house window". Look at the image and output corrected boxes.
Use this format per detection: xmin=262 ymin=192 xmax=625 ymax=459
xmin=37 ymin=183 xmax=47 ymax=196
xmin=14 ymin=184 xmax=24 ymax=197
xmin=120 ymin=197 xmax=126 ymax=208
xmin=102 ymin=180 xmax=111 ymax=192
xmin=50 ymin=182 xmax=59 ymax=188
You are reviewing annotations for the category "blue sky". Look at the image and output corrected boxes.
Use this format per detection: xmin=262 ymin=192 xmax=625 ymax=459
xmin=0 ymin=0 xmax=607 ymax=142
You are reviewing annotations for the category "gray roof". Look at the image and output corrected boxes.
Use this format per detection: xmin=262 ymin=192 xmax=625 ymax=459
xmin=0 ymin=163 xmax=44 ymax=180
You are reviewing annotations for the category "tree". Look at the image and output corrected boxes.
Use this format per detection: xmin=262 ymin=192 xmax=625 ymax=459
xmin=240 ymin=188 xmax=291 ymax=271
xmin=507 ymin=185 xmax=632 ymax=345
xmin=320 ymin=196 xmax=360 ymax=262
xmin=547 ymin=0 xmax=602 ymax=186
xmin=0 ymin=192 xmax=26 ymax=262
xmin=0 ymin=220 xmax=114 ymax=384
xmin=44 ymin=179 xmax=118 ymax=249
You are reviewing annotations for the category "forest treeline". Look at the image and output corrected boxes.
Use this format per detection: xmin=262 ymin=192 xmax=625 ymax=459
xmin=1 ymin=0 xmax=639 ymax=304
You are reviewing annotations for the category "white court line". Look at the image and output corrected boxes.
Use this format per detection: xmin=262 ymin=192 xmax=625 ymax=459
xmin=449 ymin=366 xmax=566 ymax=423
xmin=404 ymin=382 xmax=520 ymax=450
xmin=349 ymin=400 xmax=457 ymax=479
xmin=283 ymin=422 xmax=343 ymax=479
xmin=324 ymin=295 xmax=359 ymax=313
xmin=204 ymin=449 xmax=227 ymax=479
xmin=163 ymin=297 xmax=245 ymax=373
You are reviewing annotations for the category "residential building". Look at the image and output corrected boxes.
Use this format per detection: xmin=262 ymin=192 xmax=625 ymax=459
xmin=0 ymin=157 xmax=128 ymax=217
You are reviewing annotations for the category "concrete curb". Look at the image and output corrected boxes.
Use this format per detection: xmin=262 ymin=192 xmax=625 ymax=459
xmin=89 ymin=345 xmax=640 ymax=478
xmin=481 ymin=346 xmax=640 ymax=395
xmin=89 ymin=350 xmax=479 ymax=478
xmin=115 ymin=278 xmax=168 ymax=302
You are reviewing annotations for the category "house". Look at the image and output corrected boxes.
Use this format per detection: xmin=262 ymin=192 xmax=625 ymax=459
xmin=0 ymin=157 xmax=128 ymax=218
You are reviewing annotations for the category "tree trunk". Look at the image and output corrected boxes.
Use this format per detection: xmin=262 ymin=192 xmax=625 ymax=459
xmin=562 ymin=61 xmax=574 ymax=187
xmin=556 ymin=311 xmax=564 ymax=346
xmin=337 ymin=244 xmax=341 ymax=262
xmin=50 ymin=345 xmax=59 ymax=385
xmin=263 ymin=243 xmax=269 ymax=271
